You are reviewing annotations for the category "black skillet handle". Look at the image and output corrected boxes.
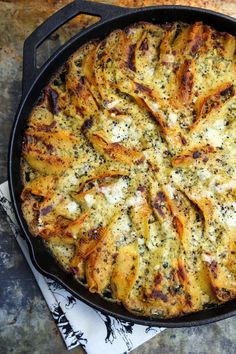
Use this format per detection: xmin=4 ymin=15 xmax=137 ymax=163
xmin=22 ymin=0 xmax=132 ymax=97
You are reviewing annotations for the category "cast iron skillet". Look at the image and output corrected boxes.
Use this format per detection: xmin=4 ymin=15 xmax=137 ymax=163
xmin=8 ymin=0 xmax=236 ymax=327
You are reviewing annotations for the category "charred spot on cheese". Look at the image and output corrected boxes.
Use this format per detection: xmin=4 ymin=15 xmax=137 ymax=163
xmin=193 ymin=151 xmax=201 ymax=159
xmin=37 ymin=120 xmax=57 ymax=132
xmin=77 ymin=82 xmax=84 ymax=95
xmin=40 ymin=205 xmax=53 ymax=216
xmin=154 ymin=192 xmax=166 ymax=217
xmin=154 ymin=273 xmax=162 ymax=285
xmin=134 ymin=82 xmax=152 ymax=95
xmin=172 ymin=216 xmax=183 ymax=239
xmin=81 ymin=117 xmax=93 ymax=133
xmin=151 ymin=289 xmax=168 ymax=302
xmin=179 ymin=133 xmax=187 ymax=145
xmin=88 ymin=228 xmax=102 ymax=240
xmin=47 ymin=87 xmax=59 ymax=115
xmin=185 ymin=294 xmax=193 ymax=307
xmin=21 ymin=21 xmax=236 ymax=319
xmin=178 ymin=59 xmax=194 ymax=105
xmin=140 ymin=37 xmax=149 ymax=52
xmin=177 ymin=263 xmax=186 ymax=281
xmin=209 ymin=260 xmax=218 ymax=279
xmin=137 ymin=185 xmax=145 ymax=192
xmin=127 ymin=44 xmax=136 ymax=71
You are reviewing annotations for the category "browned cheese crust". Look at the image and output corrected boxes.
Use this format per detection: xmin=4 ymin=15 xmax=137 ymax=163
xmin=21 ymin=21 xmax=236 ymax=318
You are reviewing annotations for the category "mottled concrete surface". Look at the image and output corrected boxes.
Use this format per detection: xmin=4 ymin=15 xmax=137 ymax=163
xmin=1 ymin=1 xmax=236 ymax=354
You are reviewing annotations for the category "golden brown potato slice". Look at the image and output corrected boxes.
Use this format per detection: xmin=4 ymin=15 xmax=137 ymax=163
xmin=22 ymin=130 xmax=81 ymax=174
xmin=89 ymin=132 xmax=144 ymax=165
xmin=111 ymin=243 xmax=139 ymax=302
xmin=21 ymin=175 xmax=57 ymax=200
xmin=85 ymin=213 xmax=121 ymax=294
xmin=191 ymin=82 xmax=235 ymax=131
xmin=172 ymin=145 xmax=215 ymax=167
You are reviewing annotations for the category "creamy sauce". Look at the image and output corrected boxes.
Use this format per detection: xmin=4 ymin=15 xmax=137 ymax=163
xmin=100 ymin=178 xmax=128 ymax=204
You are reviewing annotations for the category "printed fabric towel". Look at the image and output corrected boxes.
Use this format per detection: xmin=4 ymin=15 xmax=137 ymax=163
xmin=0 ymin=181 xmax=164 ymax=353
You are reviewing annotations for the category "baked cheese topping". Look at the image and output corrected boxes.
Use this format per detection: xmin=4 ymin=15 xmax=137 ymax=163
xmin=21 ymin=21 xmax=236 ymax=318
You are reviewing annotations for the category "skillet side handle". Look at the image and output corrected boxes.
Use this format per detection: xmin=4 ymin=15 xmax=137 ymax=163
xmin=22 ymin=0 xmax=132 ymax=98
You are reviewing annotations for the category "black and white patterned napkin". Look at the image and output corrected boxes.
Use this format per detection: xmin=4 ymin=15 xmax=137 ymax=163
xmin=0 ymin=181 xmax=164 ymax=352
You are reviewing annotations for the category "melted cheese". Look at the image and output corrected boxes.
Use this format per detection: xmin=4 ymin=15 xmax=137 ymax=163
xmin=126 ymin=191 xmax=144 ymax=207
xmin=197 ymin=169 xmax=212 ymax=180
xmin=168 ymin=112 xmax=178 ymax=125
xmin=202 ymin=253 xmax=215 ymax=264
xmin=205 ymin=121 xmax=225 ymax=147
xmin=215 ymin=181 xmax=236 ymax=193
xmin=100 ymin=178 xmax=128 ymax=204
xmin=217 ymin=202 xmax=236 ymax=228
xmin=106 ymin=99 xmax=122 ymax=109
xmin=84 ymin=194 xmax=95 ymax=208
xmin=149 ymin=102 xmax=159 ymax=112
xmin=66 ymin=201 xmax=78 ymax=213
xmin=111 ymin=121 xmax=129 ymax=143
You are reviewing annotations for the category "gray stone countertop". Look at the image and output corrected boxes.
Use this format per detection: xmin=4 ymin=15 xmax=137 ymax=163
xmin=1 ymin=1 xmax=236 ymax=353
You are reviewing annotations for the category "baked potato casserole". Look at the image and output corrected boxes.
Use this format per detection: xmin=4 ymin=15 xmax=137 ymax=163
xmin=21 ymin=21 xmax=236 ymax=318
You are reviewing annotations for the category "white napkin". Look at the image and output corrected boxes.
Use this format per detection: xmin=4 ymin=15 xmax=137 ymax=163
xmin=0 ymin=181 xmax=164 ymax=352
